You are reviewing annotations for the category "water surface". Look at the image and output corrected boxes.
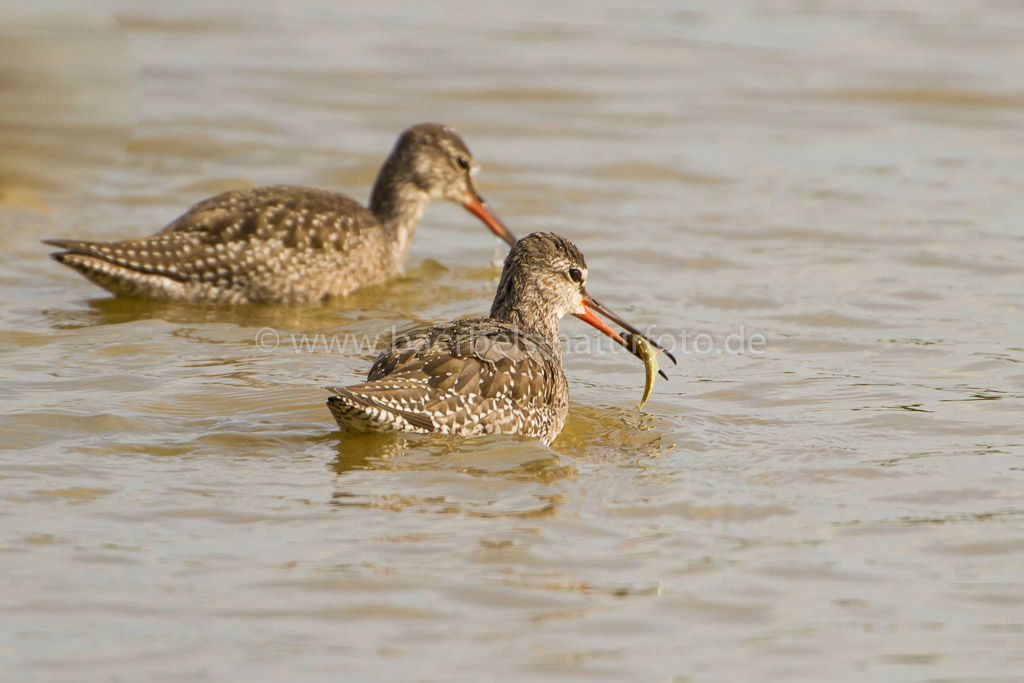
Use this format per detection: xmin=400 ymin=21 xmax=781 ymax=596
xmin=2 ymin=2 xmax=1023 ymax=680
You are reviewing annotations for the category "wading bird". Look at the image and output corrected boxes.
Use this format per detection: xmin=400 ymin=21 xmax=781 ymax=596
xmin=45 ymin=123 xmax=513 ymax=304
xmin=328 ymin=232 xmax=671 ymax=445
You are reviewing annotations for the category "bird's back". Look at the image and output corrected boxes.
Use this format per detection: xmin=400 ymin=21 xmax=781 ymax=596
xmin=327 ymin=318 xmax=569 ymax=444
xmin=46 ymin=185 xmax=390 ymax=304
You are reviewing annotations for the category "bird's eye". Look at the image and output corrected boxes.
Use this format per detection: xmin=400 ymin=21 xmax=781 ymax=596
xmin=456 ymin=156 xmax=470 ymax=170
xmin=568 ymin=267 xmax=583 ymax=283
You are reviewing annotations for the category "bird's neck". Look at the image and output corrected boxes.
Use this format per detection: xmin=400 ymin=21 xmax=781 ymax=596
xmin=369 ymin=164 xmax=431 ymax=268
xmin=489 ymin=277 xmax=564 ymax=356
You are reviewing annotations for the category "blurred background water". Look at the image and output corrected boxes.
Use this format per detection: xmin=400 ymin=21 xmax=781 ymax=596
xmin=1 ymin=1 xmax=1023 ymax=680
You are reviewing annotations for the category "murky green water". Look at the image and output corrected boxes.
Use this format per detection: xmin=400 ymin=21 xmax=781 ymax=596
xmin=2 ymin=2 xmax=1023 ymax=680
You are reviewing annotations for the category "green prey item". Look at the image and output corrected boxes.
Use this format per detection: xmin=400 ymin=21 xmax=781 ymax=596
xmin=623 ymin=331 xmax=658 ymax=409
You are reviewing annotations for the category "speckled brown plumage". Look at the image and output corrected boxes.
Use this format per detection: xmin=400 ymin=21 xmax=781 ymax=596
xmin=328 ymin=232 xmax=629 ymax=445
xmin=44 ymin=123 xmax=514 ymax=304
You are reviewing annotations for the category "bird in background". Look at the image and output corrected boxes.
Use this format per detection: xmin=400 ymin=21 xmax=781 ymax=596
xmin=44 ymin=123 xmax=514 ymax=304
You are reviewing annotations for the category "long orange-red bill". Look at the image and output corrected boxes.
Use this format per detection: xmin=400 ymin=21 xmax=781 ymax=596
xmin=580 ymin=295 xmax=671 ymax=380
xmin=586 ymin=295 xmax=677 ymax=367
xmin=462 ymin=191 xmax=517 ymax=247
xmin=575 ymin=299 xmax=625 ymax=346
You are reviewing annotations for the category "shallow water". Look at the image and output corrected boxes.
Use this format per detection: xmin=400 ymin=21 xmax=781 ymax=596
xmin=2 ymin=2 xmax=1024 ymax=681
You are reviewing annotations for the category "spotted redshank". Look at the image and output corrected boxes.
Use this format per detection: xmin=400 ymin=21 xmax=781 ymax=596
xmin=44 ymin=123 xmax=514 ymax=304
xmin=327 ymin=232 xmax=665 ymax=445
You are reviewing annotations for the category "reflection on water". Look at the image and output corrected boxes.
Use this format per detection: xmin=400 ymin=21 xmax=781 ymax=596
xmin=552 ymin=404 xmax=674 ymax=459
xmin=330 ymin=434 xmax=573 ymax=517
xmin=2 ymin=1 xmax=1024 ymax=681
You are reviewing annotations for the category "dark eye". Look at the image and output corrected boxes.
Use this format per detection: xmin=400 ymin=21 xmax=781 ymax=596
xmin=568 ymin=267 xmax=583 ymax=283
xmin=456 ymin=156 xmax=470 ymax=170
